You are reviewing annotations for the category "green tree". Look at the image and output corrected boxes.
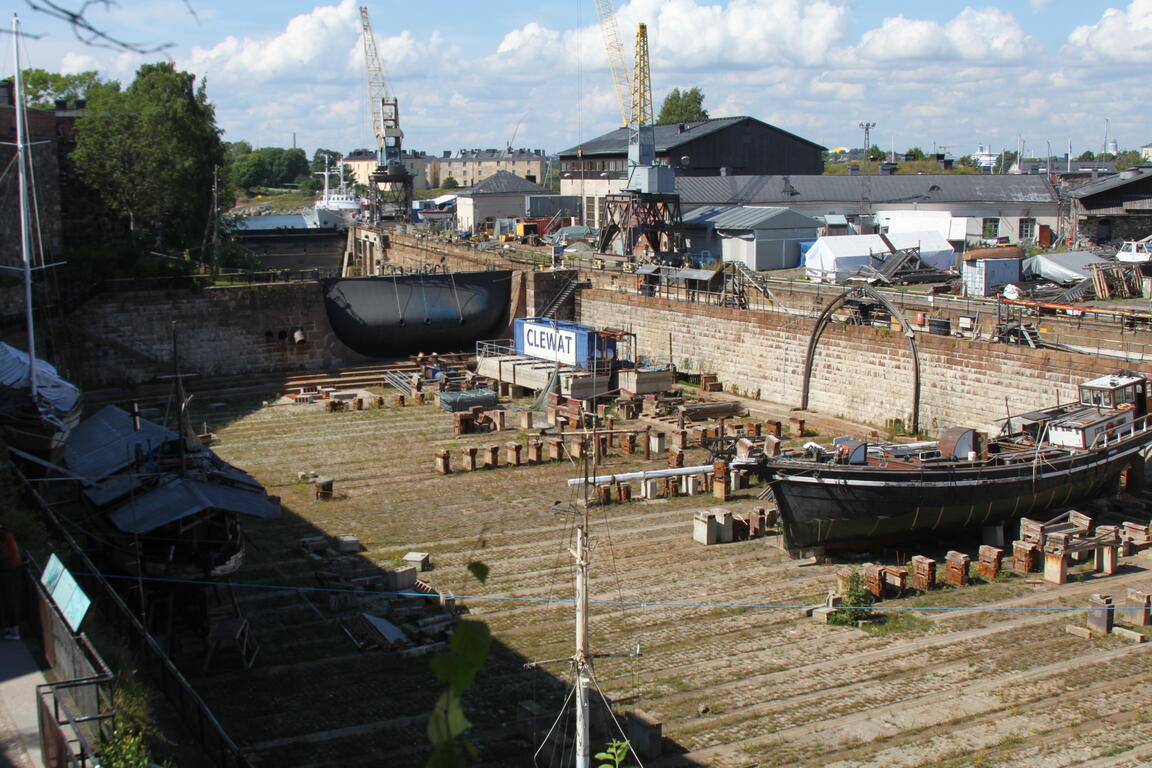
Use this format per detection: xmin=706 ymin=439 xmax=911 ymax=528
xmin=311 ymin=148 xmax=343 ymax=173
xmin=72 ymin=62 xmax=224 ymax=254
xmin=1115 ymin=150 xmax=1142 ymax=170
xmin=20 ymin=68 xmax=101 ymax=108
xmin=657 ymin=87 xmax=708 ymax=124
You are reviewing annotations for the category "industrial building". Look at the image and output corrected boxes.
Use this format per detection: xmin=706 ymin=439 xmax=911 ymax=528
xmin=681 ymin=206 xmax=820 ymax=270
xmin=454 ymin=171 xmax=555 ymax=232
xmin=674 ymin=174 xmax=1061 ymax=249
xmin=1068 ymin=167 xmax=1152 ymax=244
xmin=557 ymin=117 xmax=825 ymax=229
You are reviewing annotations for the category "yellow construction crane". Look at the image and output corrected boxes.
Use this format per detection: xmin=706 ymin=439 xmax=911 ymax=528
xmin=594 ymin=0 xmax=631 ymax=127
xmin=629 ymin=22 xmax=654 ymax=169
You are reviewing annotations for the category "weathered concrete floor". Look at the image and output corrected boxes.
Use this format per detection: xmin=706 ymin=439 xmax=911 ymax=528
xmin=125 ymin=389 xmax=1152 ymax=768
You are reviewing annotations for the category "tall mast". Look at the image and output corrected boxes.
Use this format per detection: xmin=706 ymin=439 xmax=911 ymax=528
xmin=12 ymin=15 xmax=38 ymax=398
xmin=574 ymin=492 xmax=591 ymax=767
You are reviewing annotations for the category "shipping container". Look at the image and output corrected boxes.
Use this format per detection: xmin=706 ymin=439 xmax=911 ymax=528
xmin=514 ymin=318 xmax=617 ymax=370
xmin=962 ymin=258 xmax=1020 ymax=297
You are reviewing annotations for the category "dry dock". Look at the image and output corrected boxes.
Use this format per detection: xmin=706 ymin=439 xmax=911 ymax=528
xmin=101 ymin=376 xmax=1152 ymax=768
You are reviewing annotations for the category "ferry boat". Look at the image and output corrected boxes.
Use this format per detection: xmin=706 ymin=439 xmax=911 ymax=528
xmin=761 ymin=372 xmax=1152 ymax=552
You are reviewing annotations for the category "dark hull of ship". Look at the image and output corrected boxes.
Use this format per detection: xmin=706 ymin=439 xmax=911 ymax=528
xmin=765 ymin=434 xmax=1151 ymax=551
xmin=323 ymin=271 xmax=512 ymax=357
xmin=0 ymin=386 xmax=82 ymax=459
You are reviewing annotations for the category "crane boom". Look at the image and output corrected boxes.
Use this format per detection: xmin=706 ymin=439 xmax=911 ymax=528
xmin=594 ymin=0 xmax=631 ymax=127
xmin=359 ymin=6 xmax=403 ymax=168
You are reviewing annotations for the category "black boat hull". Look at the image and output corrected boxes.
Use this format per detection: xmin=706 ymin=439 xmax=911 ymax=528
xmin=766 ymin=435 xmax=1150 ymax=551
xmin=323 ymin=271 xmax=513 ymax=357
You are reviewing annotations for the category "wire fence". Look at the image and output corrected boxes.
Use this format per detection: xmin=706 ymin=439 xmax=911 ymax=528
xmin=14 ymin=464 xmax=251 ymax=768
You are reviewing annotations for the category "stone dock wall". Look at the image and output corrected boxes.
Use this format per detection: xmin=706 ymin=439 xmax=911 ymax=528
xmin=577 ymin=287 xmax=1152 ymax=435
xmin=62 ymin=281 xmax=368 ymax=387
xmin=50 ymin=224 xmax=1152 ymax=432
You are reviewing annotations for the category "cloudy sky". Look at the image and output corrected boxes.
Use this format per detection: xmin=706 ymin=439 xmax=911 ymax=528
xmin=7 ymin=0 xmax=1151 ymax=160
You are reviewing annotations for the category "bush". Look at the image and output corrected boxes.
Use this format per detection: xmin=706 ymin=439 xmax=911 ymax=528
xmin=828 ymin=569 xmax=874 ymax=626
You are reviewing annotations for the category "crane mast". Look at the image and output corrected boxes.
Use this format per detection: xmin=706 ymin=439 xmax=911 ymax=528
xmin=628 ymin=23 xmax=654 ymax=168
xmin=359 ymin=5 xmax=412 ymax=219
xmin=594 ymin=0 xmax=631 ymax=127
xmin=360 ymin=6 xmax=403 ymax=168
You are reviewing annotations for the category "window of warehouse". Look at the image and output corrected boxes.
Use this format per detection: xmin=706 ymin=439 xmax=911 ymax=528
xmin=1019 ymin=218 xmax=1036 ymax=242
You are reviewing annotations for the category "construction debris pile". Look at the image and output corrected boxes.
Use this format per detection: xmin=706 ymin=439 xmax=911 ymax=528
xmin=298 ymin=533 xmax=457 ymax=656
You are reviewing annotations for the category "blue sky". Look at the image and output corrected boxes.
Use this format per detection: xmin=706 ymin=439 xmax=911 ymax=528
xmin=7 ymin=1 xmax=1152 ymax=161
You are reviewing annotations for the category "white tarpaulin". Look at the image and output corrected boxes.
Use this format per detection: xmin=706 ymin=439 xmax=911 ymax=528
xmin=1022 ymin=251 xmax=1109 ymax=284
xmin=803 ymin=231 xmax=955 ymax=282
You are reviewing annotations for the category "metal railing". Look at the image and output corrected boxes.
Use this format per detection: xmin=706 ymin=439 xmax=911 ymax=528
xmin=14 ymin=464 xmax=251 ymax=768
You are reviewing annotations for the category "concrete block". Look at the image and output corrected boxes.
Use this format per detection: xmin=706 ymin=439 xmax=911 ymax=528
xmin=1111 ymin=626 xmax=1146 ymax=643
xmin=811 ymin=607 xmax=838 ymax=623
xmin=1088 ymin=593 xmax=1114 ymax=635
xmin=693 ymin=512 xmax=718 ymax=545
xmin=627 ymin=709 xmax=662 ymax=760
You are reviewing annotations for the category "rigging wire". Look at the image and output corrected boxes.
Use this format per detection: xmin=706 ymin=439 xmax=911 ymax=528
xmin=76 ymin=570 xmax=1110 ymax=613
xmin=533 ymin=680 xmax=576 ymax=768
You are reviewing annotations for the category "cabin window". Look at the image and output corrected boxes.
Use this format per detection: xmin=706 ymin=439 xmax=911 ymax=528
xmin=1080 ymin=388 xmax=1112 ymax=407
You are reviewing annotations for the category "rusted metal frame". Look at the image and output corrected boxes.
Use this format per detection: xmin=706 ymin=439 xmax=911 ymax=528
xmin=800 ymin=284 xmax=920 ymax=434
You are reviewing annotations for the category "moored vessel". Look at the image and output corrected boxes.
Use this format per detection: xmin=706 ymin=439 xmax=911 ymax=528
xmin=762 ymin=372 xmax=1152 ymax=552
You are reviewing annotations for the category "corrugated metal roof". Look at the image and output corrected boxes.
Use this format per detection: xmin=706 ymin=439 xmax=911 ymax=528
xmin=107 ymin=477 xmax=280 ymax=534
xmin=457 ymin=170 xmax=553 ymax=196
xmin=682 ymin=205 xmax=820 ymax=231
xmin=65 ymin=405 xmax=176 ymax=482
xmin=677 ymin=174 xmax=1058 ymax=206
xmin=1068 ymin=168 xmax=1152 ymax=198
xmin=558 ymin=117 xmax=824 ymax=158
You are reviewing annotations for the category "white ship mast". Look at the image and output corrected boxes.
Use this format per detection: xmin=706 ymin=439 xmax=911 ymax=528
xmin=11 ymin=15 xmax=39 ymax=398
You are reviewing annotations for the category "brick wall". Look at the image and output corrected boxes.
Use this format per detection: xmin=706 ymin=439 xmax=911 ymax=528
xmin=577 ymin=288 xmax=1152 ymax=435
xmin=63 ymin=282 xmax=369 ymax=387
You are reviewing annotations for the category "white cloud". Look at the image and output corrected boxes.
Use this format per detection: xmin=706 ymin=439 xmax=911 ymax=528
xmin=183 ymin=0 xmax=361 ymax=82
xmin=857 ymin=8 xmax=1036 ymax=63
xmin=1065 ymin=0 xmax=1152 ymax=63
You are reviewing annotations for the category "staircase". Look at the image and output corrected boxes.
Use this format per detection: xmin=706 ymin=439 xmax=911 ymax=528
xmin=730 ymin=261 xmax=775 ymax=301
xmin=538 ymin=276 xmax=588 ymax=318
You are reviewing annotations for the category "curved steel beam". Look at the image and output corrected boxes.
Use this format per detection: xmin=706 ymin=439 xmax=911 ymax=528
xmin=800 ymin=285 xmax=920 ymax=434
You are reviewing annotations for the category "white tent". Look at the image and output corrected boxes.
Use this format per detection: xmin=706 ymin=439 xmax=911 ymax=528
xmin=803 ymin=231 xmax=955 ymax=282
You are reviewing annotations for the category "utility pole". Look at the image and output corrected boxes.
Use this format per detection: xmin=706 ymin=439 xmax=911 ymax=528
xmin=859 ymin=122 xmax=876 ymax=172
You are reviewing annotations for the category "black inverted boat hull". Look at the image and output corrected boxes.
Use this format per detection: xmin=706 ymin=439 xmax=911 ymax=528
xmin=323 ymin=271 xmax=513 ymax=357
